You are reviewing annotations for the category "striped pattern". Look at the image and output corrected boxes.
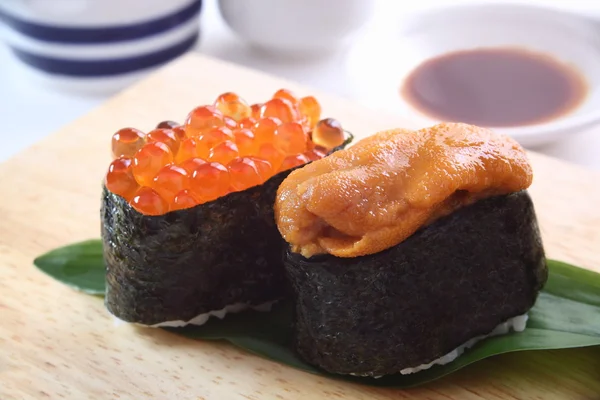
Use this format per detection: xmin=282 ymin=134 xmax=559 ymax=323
xmin=0 ymin=0 xmax=202 ymax=77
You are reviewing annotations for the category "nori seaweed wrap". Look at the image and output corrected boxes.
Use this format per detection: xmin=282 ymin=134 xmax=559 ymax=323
xmin=275 ymin=123 xmax=548 ymax=376
xmin=102 ymin=168 xmax=290 ymax=326
xmin=102 ymin=101 xmax=353 ymax=326
xmin=284 ymin=191 xmax=547 ymax=376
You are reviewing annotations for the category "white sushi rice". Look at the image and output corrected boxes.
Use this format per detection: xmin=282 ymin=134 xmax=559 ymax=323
xmin=350 ymin=313 xmax=528 ymax=377
xmin=112 ymin=300 xmax=278 ymax=328
xmin=112 ymin=303 xmax=527 ymax=377
xmin=399 ymin=313 xmax=528 ymax=375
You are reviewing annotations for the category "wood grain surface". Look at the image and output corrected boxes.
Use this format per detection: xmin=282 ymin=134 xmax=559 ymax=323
xmin=1 ymin=54 xmax=600 ymax=400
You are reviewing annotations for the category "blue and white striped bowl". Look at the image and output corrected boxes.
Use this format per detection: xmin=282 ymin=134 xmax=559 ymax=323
xmin=0 ymin=0 xmax=202 ymax=92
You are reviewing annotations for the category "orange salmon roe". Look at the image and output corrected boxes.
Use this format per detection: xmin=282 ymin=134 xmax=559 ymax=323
xmin=215 ymin=92 xmax=251 ymax=121
xmin=185 ymin=105 xmax=224 ymax=137
xmin=176 ymin=137 xmax=198 ymax=163
xmin=130 ymin=187 xmax=169 ymax=216
xmin=179 ymin=157 xmax=207 ymax=174
xmin=132 ymin=142 xmax=173 ymax=186
xmin=105 ymin=157 xmax=139 ymax=200
xmin=210 ymin=140 xmax=239 ymax=165
xmin=197 ymin=127 xmax=234 ymax=159
xmin=172 ymin=189 xmax=199 ymax=211
xmin=106 ymin=89 xmax=330 ymax=215
xmin=248 ymin=157 xmax=272 ymax=181
xmin=172 ymin=126 xmax=187 ymax=141
xmin=299 ymin=96 xmax=321 ymax=128
xmin=254 ymin=117 xmax=281 ymax=147
xmin=147 ymin=128 xmax=179 ymax=154
xmin=305 ymin=147 xmax=327 ymax=161
xmin=156 ymin=120 xmax=179 ymax=129
xmin=312 ymin=118 xmax=345 ymax=149
xmin=273 ymin=89 xmax=299 ymax=105
xmin=257 ymin=143 xmax=285 ymax=173
xmin=111 ymin=128 xmax=145 ymax=158
xmin=233 ymin=128 xmax=257 ymax=156
xmin=228 ymin=157 xmax=262 ymax=191
xmin=216 ymin=92 xmax=239 ymax=102
xmin=198 ymin=126 xmax=234 ymax=148
xmin=260 ymin=98 xmax=298 ymax=123
xmin=238 ymin=117 xmax=257 ymax=129
xmin=190 ymin=162 xmax=230 ymax=202
xmin=152 ymin=165 xmax=188 ymax=202
xmin=274 ymin=122 xmax=307 ymax=155
xmin=250 ymin=103 xmax=262 ymax=119
xmin=279 ymin=153 xmax=310 ymax=172
xmin=224 ymin=116 xmax=237 ymax=130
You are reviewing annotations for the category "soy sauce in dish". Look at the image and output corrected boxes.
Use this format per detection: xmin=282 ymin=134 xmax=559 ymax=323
xmin=401 ymin=48 xmax=587 ymax=127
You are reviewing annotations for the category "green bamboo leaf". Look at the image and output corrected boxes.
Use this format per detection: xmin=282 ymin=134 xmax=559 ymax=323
xmin=33 ymin=242 xmax=600 ymax=388
xmin=33 ymin=239 xmax=105 ymax=295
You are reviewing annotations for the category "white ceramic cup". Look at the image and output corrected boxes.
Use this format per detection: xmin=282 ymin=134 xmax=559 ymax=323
xmin=218 ymin=0 xmax=376 ymax=56
xmin=0 ymin=0 xmax=203 ymax=93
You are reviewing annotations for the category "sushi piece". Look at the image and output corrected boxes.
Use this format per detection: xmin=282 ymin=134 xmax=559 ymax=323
xmin=275 ymin=122 xmax=547 ymax=377
xmin=102 ymin=90 xmax=352 ymax=327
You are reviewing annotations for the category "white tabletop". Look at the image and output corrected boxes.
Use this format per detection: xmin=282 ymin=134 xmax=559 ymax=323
xmin=1 ymin=0 xmax=599 ymax=170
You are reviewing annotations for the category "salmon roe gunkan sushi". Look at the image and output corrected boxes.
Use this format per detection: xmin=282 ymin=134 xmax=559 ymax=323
xmin=103 ymin=89 xmax=346 ymax=215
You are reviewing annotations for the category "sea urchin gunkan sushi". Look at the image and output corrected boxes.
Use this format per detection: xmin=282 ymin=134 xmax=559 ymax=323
xmin=101 ymin=90 xmax=352 ymax=327
xmin=275 ymin=122 xmax=547 ymax=377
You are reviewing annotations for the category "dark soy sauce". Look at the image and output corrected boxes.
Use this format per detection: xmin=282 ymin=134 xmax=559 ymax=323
xmin=401 ymin=48 xmax=587 ymax=127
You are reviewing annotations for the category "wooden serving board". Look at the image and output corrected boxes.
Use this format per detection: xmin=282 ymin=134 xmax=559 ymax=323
xmin=2 ymin=54 xmax=600 ymax=400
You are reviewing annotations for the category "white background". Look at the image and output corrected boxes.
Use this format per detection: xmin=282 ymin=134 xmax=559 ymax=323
xmin=1 ymin=0 xmax=599 ymax=169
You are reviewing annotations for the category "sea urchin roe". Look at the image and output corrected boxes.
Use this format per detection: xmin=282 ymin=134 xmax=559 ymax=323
xmin=275 ymin=123 xmax=533 ymax=258
xmin=111 ymin=127 xmax=145 ymax=159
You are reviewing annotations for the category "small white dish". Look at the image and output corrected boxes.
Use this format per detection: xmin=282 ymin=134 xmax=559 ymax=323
xmin=346 ymin=3 xmax=600 ymax=147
